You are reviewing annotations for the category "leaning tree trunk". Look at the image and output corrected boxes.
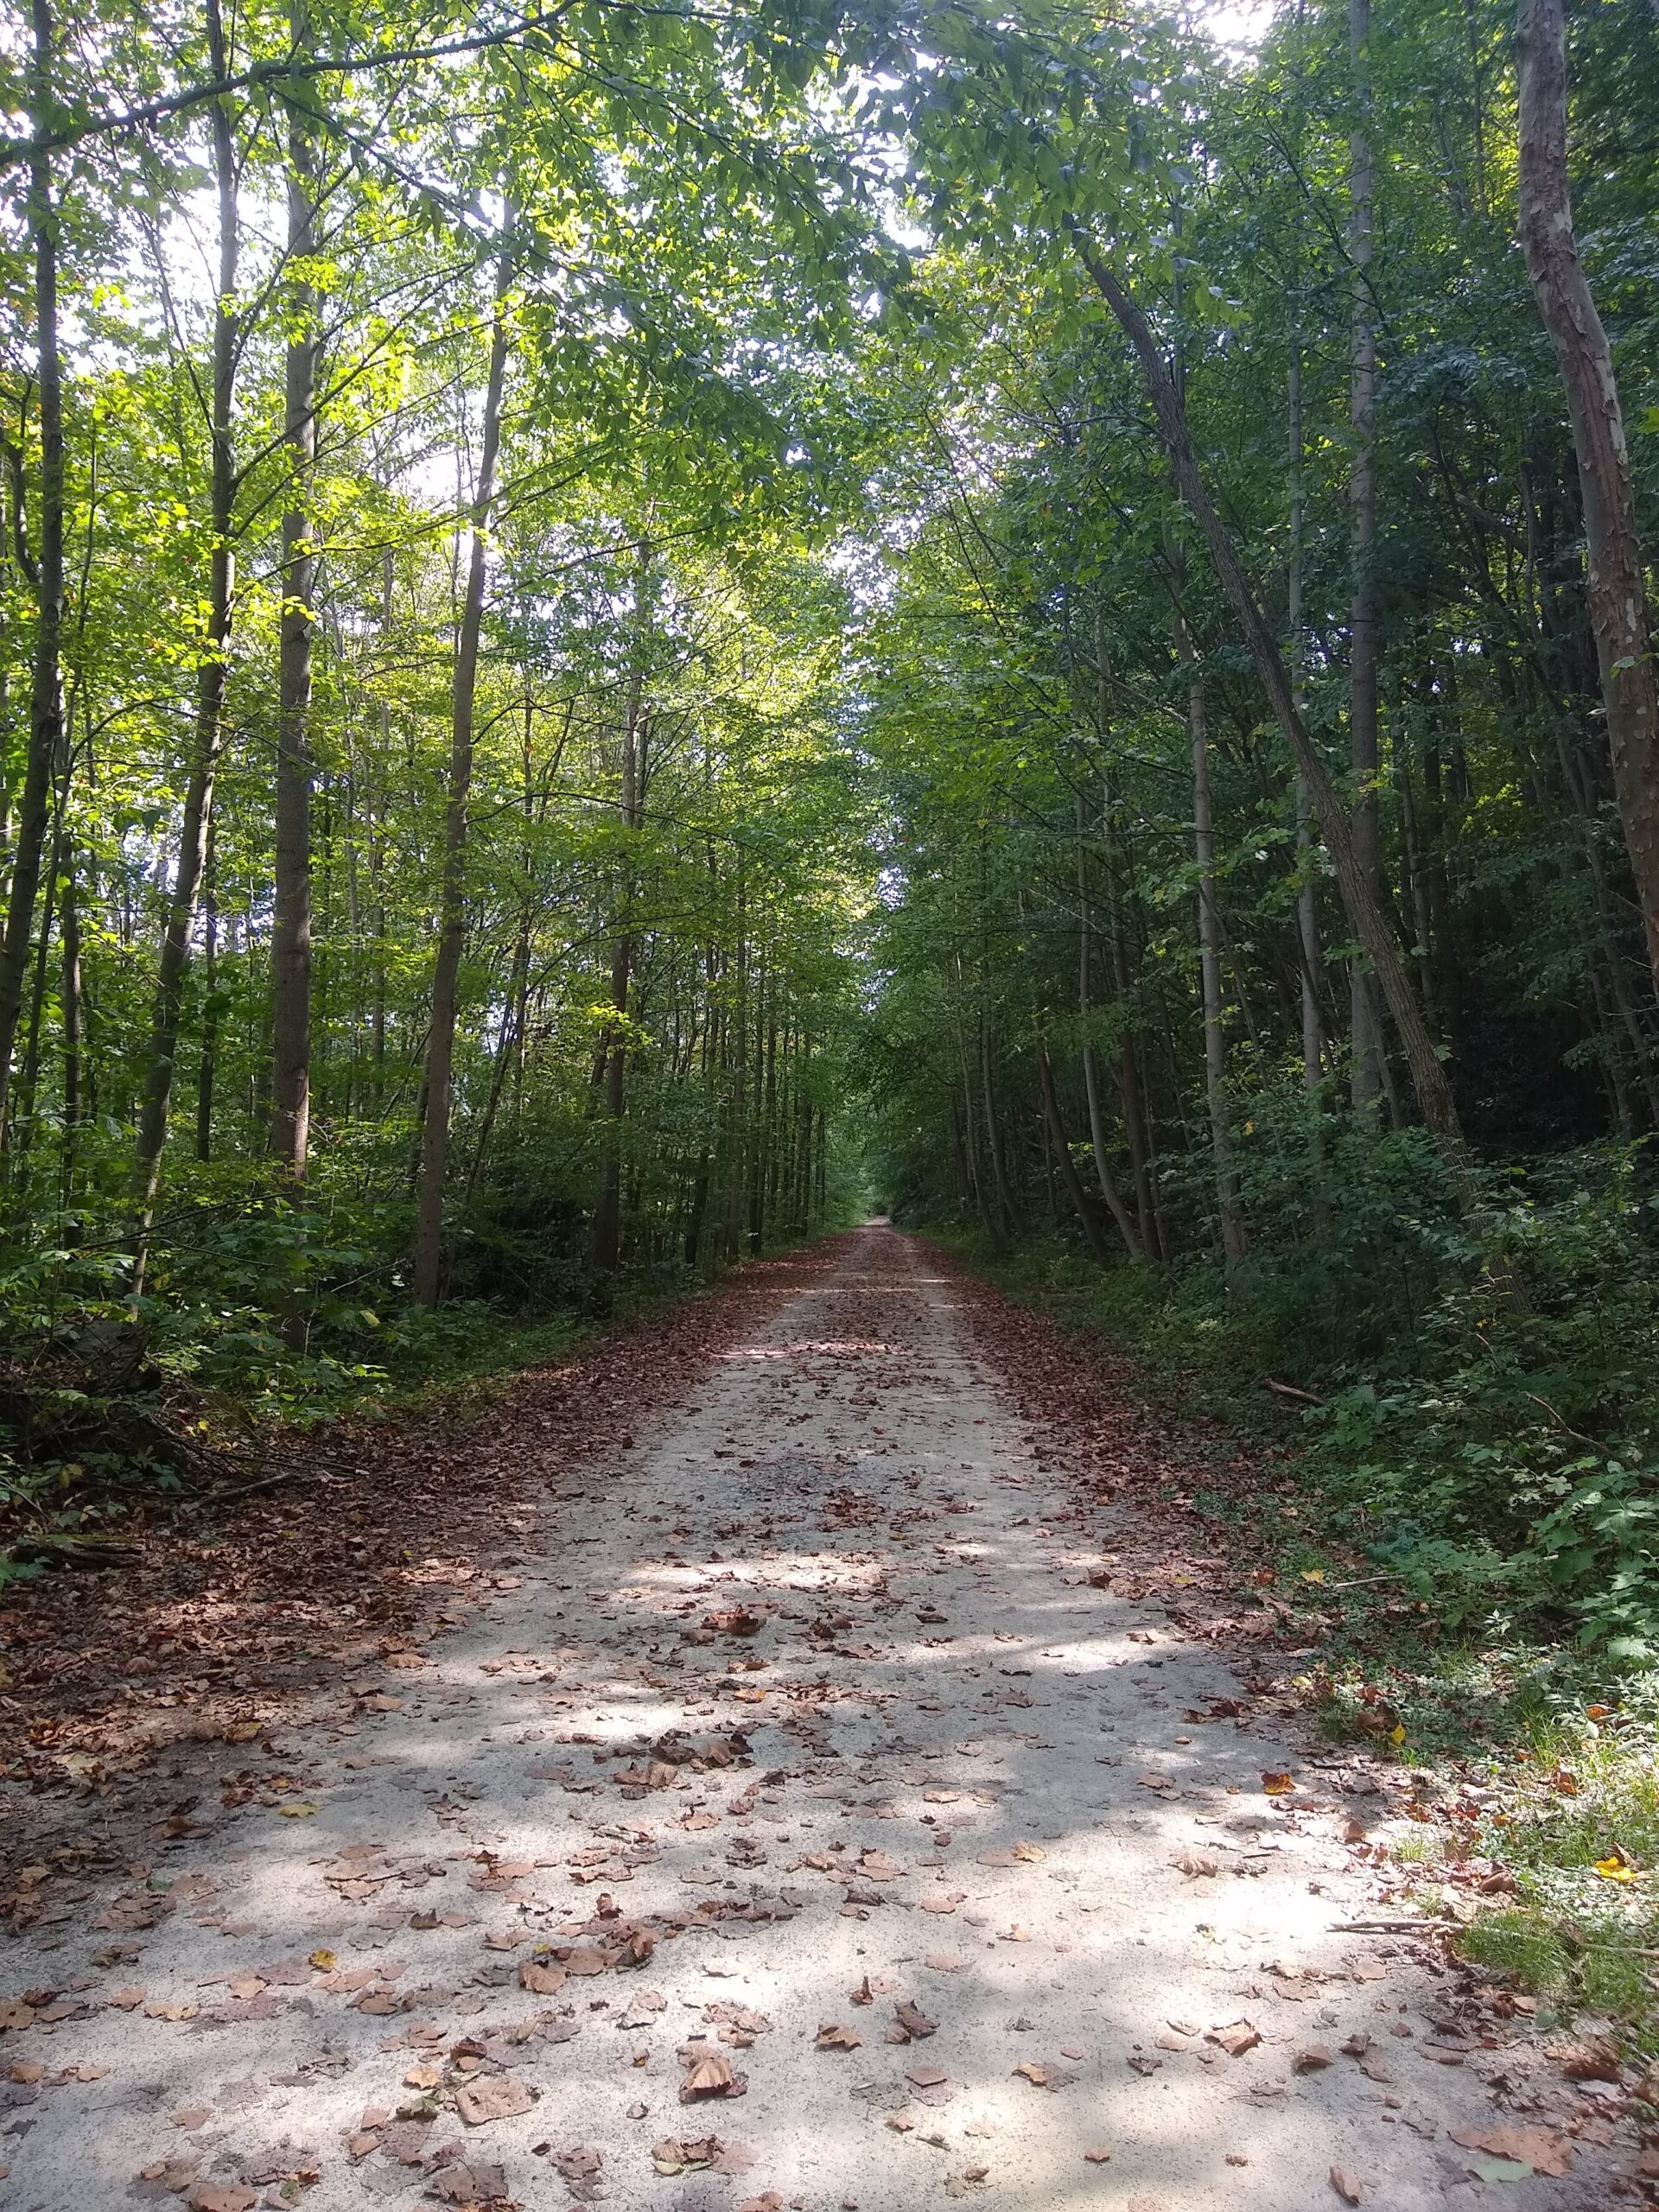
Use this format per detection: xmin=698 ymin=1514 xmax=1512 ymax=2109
xmin=410 ymin=264 xmax=510 ymax=1309
xmin=130 ymin=0 xmax=239 ymax=1291
xmin=0 ymin=0 xmax=66 ymax=1140
xmin=1071 ymin=232 xmax=1471 ymax=1172
xmin=269 ymin=0 xmax=319 ymax=1181
xmin=1517 ymin=0 xmax=1659 ymax=992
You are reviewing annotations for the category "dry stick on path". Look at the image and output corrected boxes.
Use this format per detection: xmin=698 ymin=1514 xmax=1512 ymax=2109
xmin=1516 ymin=0 xmax=1659 ymax=993
xmin=1069 ymin=230 xmax=1471 ymax=1172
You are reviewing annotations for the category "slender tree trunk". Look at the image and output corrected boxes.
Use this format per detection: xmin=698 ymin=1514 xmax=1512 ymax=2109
xmin=980 ymin=1015 xmax=1020 ymax=1236
xmin=194 ymin=832 xmax=219 ymax=1162
xmin=1071 ymin=233 xmax=1471 ymax=1169
xmin=1077 ymin=815 xmax=1141 ymax=1257
xmin=1036 ymin=1034 xmax=1112 ymax=1264
xmin=1517 ymin=0 xmax=1659 ymax=990
xmin=1288 ymin=346 xmax=1326 ymax=1108
xmin=1181 ymin=612 xmax=1248 ymax=1264
xmin=1348 ymin=0 xmax=1388 ymax=1113
xmin=592 ymin=653 xmax=644 ymax=1278
xmin=130 ymin=0 xmax=239 ymax=1288
xmin=410 ymin=258 xmax=510 ymax=1308
xmin=0 ymin=0 xmax=66 ymax=1135
xmin=269 ymin=0 xmax=318 ymax=1179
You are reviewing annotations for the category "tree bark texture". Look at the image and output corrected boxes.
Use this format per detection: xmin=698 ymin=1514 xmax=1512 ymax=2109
xmin=410 ymin=267 xmax=510 ymax=1307
xmin=1517 ymin=0 xmax=1659 ymax=991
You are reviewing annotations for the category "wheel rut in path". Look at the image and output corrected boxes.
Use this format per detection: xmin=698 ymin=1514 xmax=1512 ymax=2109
xmin=0 ymin=1226 xmax=1612 ymax=2209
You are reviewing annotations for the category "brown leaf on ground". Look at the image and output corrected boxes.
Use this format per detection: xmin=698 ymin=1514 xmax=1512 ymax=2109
xmin=1172 ymin=1850 xmax=1219 ymax=1878
xmin=186 ymin=2189 xmax=257 ymax=2212
xmin=652 ymin=2136 xmax=721 ymax=2176
xmin=906 ymin=2063 xmax=948 ymax=2088
xmin=816 ymin=2023 xmax=861 ymax=2051
xmin=430 ymin=2166 xmax=509 ymax=2207
xmin=1548 ymin=2037 xmax=1621 ymax=2083
xmin=680 ymin=2051 xmax=741 ymax=2101
xmin=1448 ymin=2126 xmax=1573 ymax=2178
xmin=1084 ymin=2146 xmax=1113 ymax=2164
xmin=454 ymin=2075 xmax=532 ymax=2126
xmin=1206 ymin=2020 xmax=1261 ymax=2057
xmin=1262 ymin=1771 xmax=1296 ymax=1796
xmin=1294 ymin=2046 xmax=1332 ymax=2072
xmin=849 ymin=1975 xmax=874 ymax=2006
xmin=550 ymin=2145 xmax=602 ymax=2180
xmin=518 ymin=1960 xmax=565 ymax=1994
xmin=703 ymin=1608 xmax=766 ymax=1637
xmin=894 ymin=2000 xmax=937 ymax=2039
xmin=1330 ymin=2168 xmax=1362 ymax=2204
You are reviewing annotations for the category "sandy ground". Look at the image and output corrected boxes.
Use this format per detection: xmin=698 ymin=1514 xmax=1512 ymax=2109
xmin=0 ymin=1227 xmax=1630 ymax=2210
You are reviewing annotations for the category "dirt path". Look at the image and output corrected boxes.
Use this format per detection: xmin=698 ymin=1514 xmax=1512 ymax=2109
xmin=0 ymin=1228 xmax=1627 ymax=2209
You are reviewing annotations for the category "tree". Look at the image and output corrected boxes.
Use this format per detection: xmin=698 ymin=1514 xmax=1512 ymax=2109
xmin=1517 ymin=0 xmax=1659 ymax=993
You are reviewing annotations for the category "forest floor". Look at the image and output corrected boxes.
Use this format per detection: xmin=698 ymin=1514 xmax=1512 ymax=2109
xmin=0 ymin=1224 xmax=1649 ymax=2211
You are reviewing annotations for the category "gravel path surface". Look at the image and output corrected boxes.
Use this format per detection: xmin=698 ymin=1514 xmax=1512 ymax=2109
xmin=0 ymin=1227 xmax=1623 ymax=2210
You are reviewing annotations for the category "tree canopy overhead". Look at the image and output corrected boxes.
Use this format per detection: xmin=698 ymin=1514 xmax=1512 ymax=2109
xmin=4 ymin=0 xmax=1659 ymax=1637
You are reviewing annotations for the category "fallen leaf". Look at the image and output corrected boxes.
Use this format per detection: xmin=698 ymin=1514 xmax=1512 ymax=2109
xmin=431 ymin=2166 xmax=508 ymax=2207
xmin=816 ymin=2023 xmax=861 ymax=2051
xmin=1448 ymin=2126 xmax=1573 ymax=2179
xmin=519 ymin=1960 xmax=567 ymax=1995
xmin=681 ymin=2051 xmax=741 ymax=2101
xmin=1083 ymin=2145 xmax=1112 ymax=2164
xmin=1294 ymin=2046 xmax=1332 ymax=2072
xmin=1206 ymin=2020 xmax=1261 ymax=2057
xmin=1330 ymin=2168 xmax=1362 ymax=2204
xmin=454 ymin=2074 xmax=533 ymax=2126
xmin=1262 ymin=1771 xmax=1296 ymax=1796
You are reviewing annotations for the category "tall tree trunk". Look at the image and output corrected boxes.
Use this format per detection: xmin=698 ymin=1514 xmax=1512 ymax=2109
xmin=130 ymin=0 xmax=238 ymax=1289
xmin=980 ymin=1015 xmax=1021 ymax=1236
xmin=410 ymin=259 xmax=510 ymax=1308
xmin=1517 ymin=0 xmax=1659 ymax=990
xmin=1036 ymin=1034 xmax=1112 ymax=1264
xmin=1071 ymin=233 xmax=1471 ymax=1171
xmin=269 ymin=0 xmax=318 ymax=1180
xmin=194 ymin=827 xmax=219 ymax=1161
xmin=1348 ymin=0 xmax=1388 ymax=1113
xmin=1288 ymin=344 xmax=1326 ymax=1108
xmin=1077 ymin=797 xmax=1141 ymax=1255
xmin=1181 ymin=610 xmax=1248 ymax=1265
xmin=592 ymin=652 xmax=645 ymax=1278
xmin=0 ymin=0 xmax=66 ymax=1136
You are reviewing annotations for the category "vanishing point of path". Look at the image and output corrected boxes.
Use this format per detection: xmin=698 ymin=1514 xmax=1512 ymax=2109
xmin=0 ymin=1229 xmax=1612 ymax=2209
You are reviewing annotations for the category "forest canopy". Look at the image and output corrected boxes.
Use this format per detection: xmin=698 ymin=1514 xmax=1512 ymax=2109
xmin=3 ymin=0 xmax=1659 ymax=1649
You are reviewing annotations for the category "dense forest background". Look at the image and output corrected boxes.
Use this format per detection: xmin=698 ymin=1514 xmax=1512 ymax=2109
xmin=3 ymin=0 xmax=1659 ymax=1657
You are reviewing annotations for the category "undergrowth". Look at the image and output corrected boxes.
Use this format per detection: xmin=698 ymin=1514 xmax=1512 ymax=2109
xmin=911 ymin=1126 xmax=1659 ymax=2037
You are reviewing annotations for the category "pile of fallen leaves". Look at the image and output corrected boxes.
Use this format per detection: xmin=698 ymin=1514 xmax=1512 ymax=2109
xmin=0 ymin=1239 xmax=868 ymax=1885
